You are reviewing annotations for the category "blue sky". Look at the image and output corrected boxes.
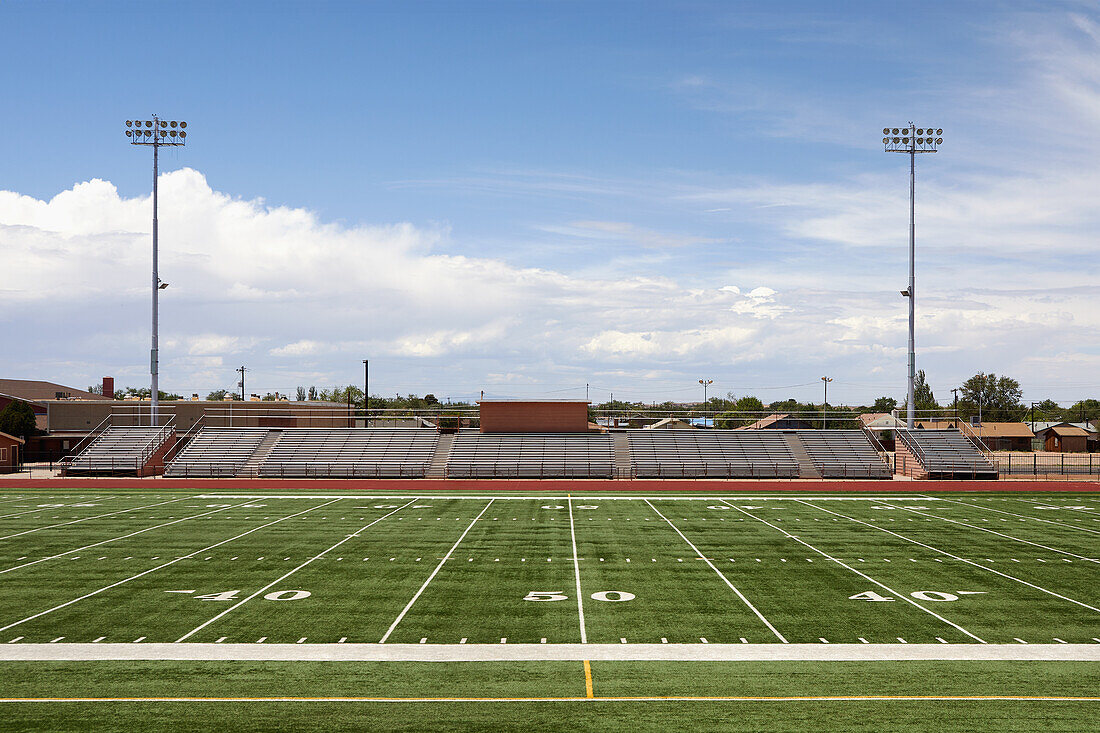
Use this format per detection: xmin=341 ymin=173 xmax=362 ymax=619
xmin=1 ymin=1 xmax=1098 ymax=405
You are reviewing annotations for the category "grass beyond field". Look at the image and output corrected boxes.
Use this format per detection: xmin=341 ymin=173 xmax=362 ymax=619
xmin=0 ymin=487 xmax=1096 ymax=730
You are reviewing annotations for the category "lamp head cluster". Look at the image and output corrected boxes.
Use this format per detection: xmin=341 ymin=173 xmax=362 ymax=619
xmin=125 ymin=117 xmax=187 ymax=145
xmin=883 ymin=125 xmax=941 ymax=153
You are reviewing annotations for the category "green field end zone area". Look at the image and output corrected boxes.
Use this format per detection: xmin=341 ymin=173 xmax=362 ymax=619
xmin=0 ymin=487 xmax=1095 ymax=730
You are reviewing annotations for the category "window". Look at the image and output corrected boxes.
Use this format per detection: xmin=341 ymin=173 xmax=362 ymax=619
xmin=0 ymin=448 xmax=6 ymax=462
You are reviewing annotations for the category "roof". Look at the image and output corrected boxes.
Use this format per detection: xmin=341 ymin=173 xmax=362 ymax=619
xmin=859 ymin=413 xmax=903 ymax=428
xmin=1030 ymin=421 xmax=1098 ymax=434
xmin=736 ymin=413 xmax=809 ymax=430
xmin=0 ymin=379 xmax=110 ymax=402
xmin=0 ymin=431 xmax=25 ymax=445
xmin=970 ymin=422 xmax=1035 ymax=438
xmin=645 ymin=417 xmax=698 ymax=430
xmin=1050 ymin=425 xmax=1089 ymax=437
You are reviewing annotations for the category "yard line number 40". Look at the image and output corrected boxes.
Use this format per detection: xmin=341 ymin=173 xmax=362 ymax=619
xmin=850 ymin=590 xmax=986 ymax=602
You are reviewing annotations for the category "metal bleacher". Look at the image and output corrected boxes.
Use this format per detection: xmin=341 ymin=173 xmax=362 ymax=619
xmin=627 ymin=430 xmax=798 ymax=478
xmin=64 ymin=425 xmax=175 ymax=475
xmin=445 ymin=432 xmax=613 ymax=478
xmin=796 ymin=430 xmax=892 ymax=479
xmin=165 ymin=428 xmax=270 ymax=478
xmin=897 ymin=429 xmax=998 ymax=479
xmin=258 ymin=428 xmax=438 ymax=478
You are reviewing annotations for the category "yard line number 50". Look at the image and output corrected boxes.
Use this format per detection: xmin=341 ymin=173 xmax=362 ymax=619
xmin=524 ymin=590 xmax=635 ymax=602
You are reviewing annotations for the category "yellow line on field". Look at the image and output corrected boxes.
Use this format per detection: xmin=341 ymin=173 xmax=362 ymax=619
xmin=584 ymin=660 xmax=594 ymax=699
xmin=1 ymin=696 xmax=1098 ymax=703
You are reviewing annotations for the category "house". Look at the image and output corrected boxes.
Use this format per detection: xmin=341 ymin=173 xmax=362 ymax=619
xmin=644 ymin=417 xmax=698 ymax=430
xmin=1030 ymin=421 xmax=1098 ymax=453
xmin=858 ymin=413 xmax=904 ymax=450
xmin=0 ymin=432 xmax=24 ymax=473
xmin=736 ymin=413 xmax=813 ymax=430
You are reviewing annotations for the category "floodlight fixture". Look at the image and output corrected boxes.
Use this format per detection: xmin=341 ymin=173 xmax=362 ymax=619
xmin=881 ymin=121 xmax=943 ymax=429
xmin=123 ymin=113 xmax=190 ymax=424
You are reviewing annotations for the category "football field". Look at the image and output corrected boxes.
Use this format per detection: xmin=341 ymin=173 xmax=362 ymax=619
xmin=0 ymin=487 xmax=1097 ymax=731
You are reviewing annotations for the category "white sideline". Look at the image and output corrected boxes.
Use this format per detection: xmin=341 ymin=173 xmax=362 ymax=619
xmin=0 ymin=643 xmax=1096 ymax=662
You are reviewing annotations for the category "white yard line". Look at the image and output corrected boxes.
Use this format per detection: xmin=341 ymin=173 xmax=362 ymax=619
xmin=567 ymin=496 xmax=588 ymax=644
xmin=0 ymin=496 xmax=120 ymax=521
xmin=175 ymin=499 xmax=415 ymax=642
xmin=797 ymin=500 xmax=1100 ymax=614
xmin=720 ymin=500 xmax=985 ymax=643
xmin=1 ymin=642 xmax=1096 ymax=662
xmin=0 ymin=500 xmax=259 ymax=576
xmin=890 ymin=504 xmax=1099 ymax=563
xmin=644 ymin=499 xmax=788 ymax=643
xmin=378 ymin=500 xmax=495 ymax=643
xmin=0 ymin=496 xmax=194 ymax=542
xmin=0 ymin=499 xmax=343 ymax=635
xmin=935 ymin=497 xmax=1100 ymax=536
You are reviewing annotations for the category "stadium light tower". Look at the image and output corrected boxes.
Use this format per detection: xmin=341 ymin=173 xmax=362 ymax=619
xmin=125 ymin=115 xmax=188 ymax=425
xmin=883 ymin=123 xmax=942 ymax=429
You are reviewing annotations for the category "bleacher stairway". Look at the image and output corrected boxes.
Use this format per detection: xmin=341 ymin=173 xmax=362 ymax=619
xmin=425 ymin=433 xmax=454 ymax=479
xmin=784 ymin=434 xmax=821 ymax=479
xmin=238 ymin=430 xmax=283 ymax=477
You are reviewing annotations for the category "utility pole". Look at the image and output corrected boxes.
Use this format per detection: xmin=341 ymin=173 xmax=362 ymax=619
xmin=952 ymin=388 xmax=959 ymax=424
xmin=237 ymin=366 xmax=247 ymax=402
xmin=820 ymin=376 xmax=833 ymax=429
xmin=363 ymin=359 xmax=369 ymax=425
xmin=883 ymin=124 xmax=942 ymax=429
xmin=125 ymin=116 xmax=187 ymax=425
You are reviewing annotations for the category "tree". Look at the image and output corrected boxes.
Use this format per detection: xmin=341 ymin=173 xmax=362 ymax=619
xmin=206 ymin=389 xmax=229 ymax=401
xmin=958 ymin=372 xmax=1023 ymax=421
xmin=1030 ymin=399 xmax=1063 ymax=422
xmin=735 ymin=396 xmax=764 ymax=412
xmin=296 ymin=386 xmax=307 ymax=402
xmin=423 ymin=394 xmax=439 ymax=405
xmin=872 ymin=396 xmax=897 ymax=413
xmin=308 ymin=386 xmax=318 ymax=401
xmin=1065 ymin=399 xmax=1100 ymax=423
xmin=0 ymin=401 xmax=38 ymax=439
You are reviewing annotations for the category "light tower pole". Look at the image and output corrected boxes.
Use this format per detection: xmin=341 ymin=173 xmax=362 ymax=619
xmin=820 ymin=376 xmax=833 ymax=429
xmin=125 ymin=116 xmax=188 ymax=425
xmin=883 ymin=123 xmax=941 ymax=430
xmin=698 ymin=379 xmax=713 ymax=426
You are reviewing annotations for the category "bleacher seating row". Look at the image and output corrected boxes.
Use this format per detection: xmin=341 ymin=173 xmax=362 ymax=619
xmin=445 ymin=433 xmax=613 ymax=478
xmin=897 ymin=429 xmax=997 ymax=478
xmin=69 ymin=426 xmax=894 ymax=479
xmin=164 ymin=428 xmax=269 ymax=478
xmin=799 ymin=430 xmax=892 ymax=479
xmin=259 ymin=429 xmax=438 ymax=478
xmin=65 ymin=426 xmax=174 ymax=474
xmin=628 ymin=430 xmax=800 ymax=478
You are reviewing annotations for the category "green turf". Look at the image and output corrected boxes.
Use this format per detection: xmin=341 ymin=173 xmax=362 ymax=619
xmin=0 ymin=488 xmax=1097 ymax=730
xmin=0 ymin=661 xmax=1097 ymax=732
xmin=0 ymin=490 xmax=1096 ymax=643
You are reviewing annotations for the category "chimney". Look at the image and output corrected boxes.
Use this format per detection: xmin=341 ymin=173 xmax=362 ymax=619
xmin=102 ymin=377 xmax=114 ymax=399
